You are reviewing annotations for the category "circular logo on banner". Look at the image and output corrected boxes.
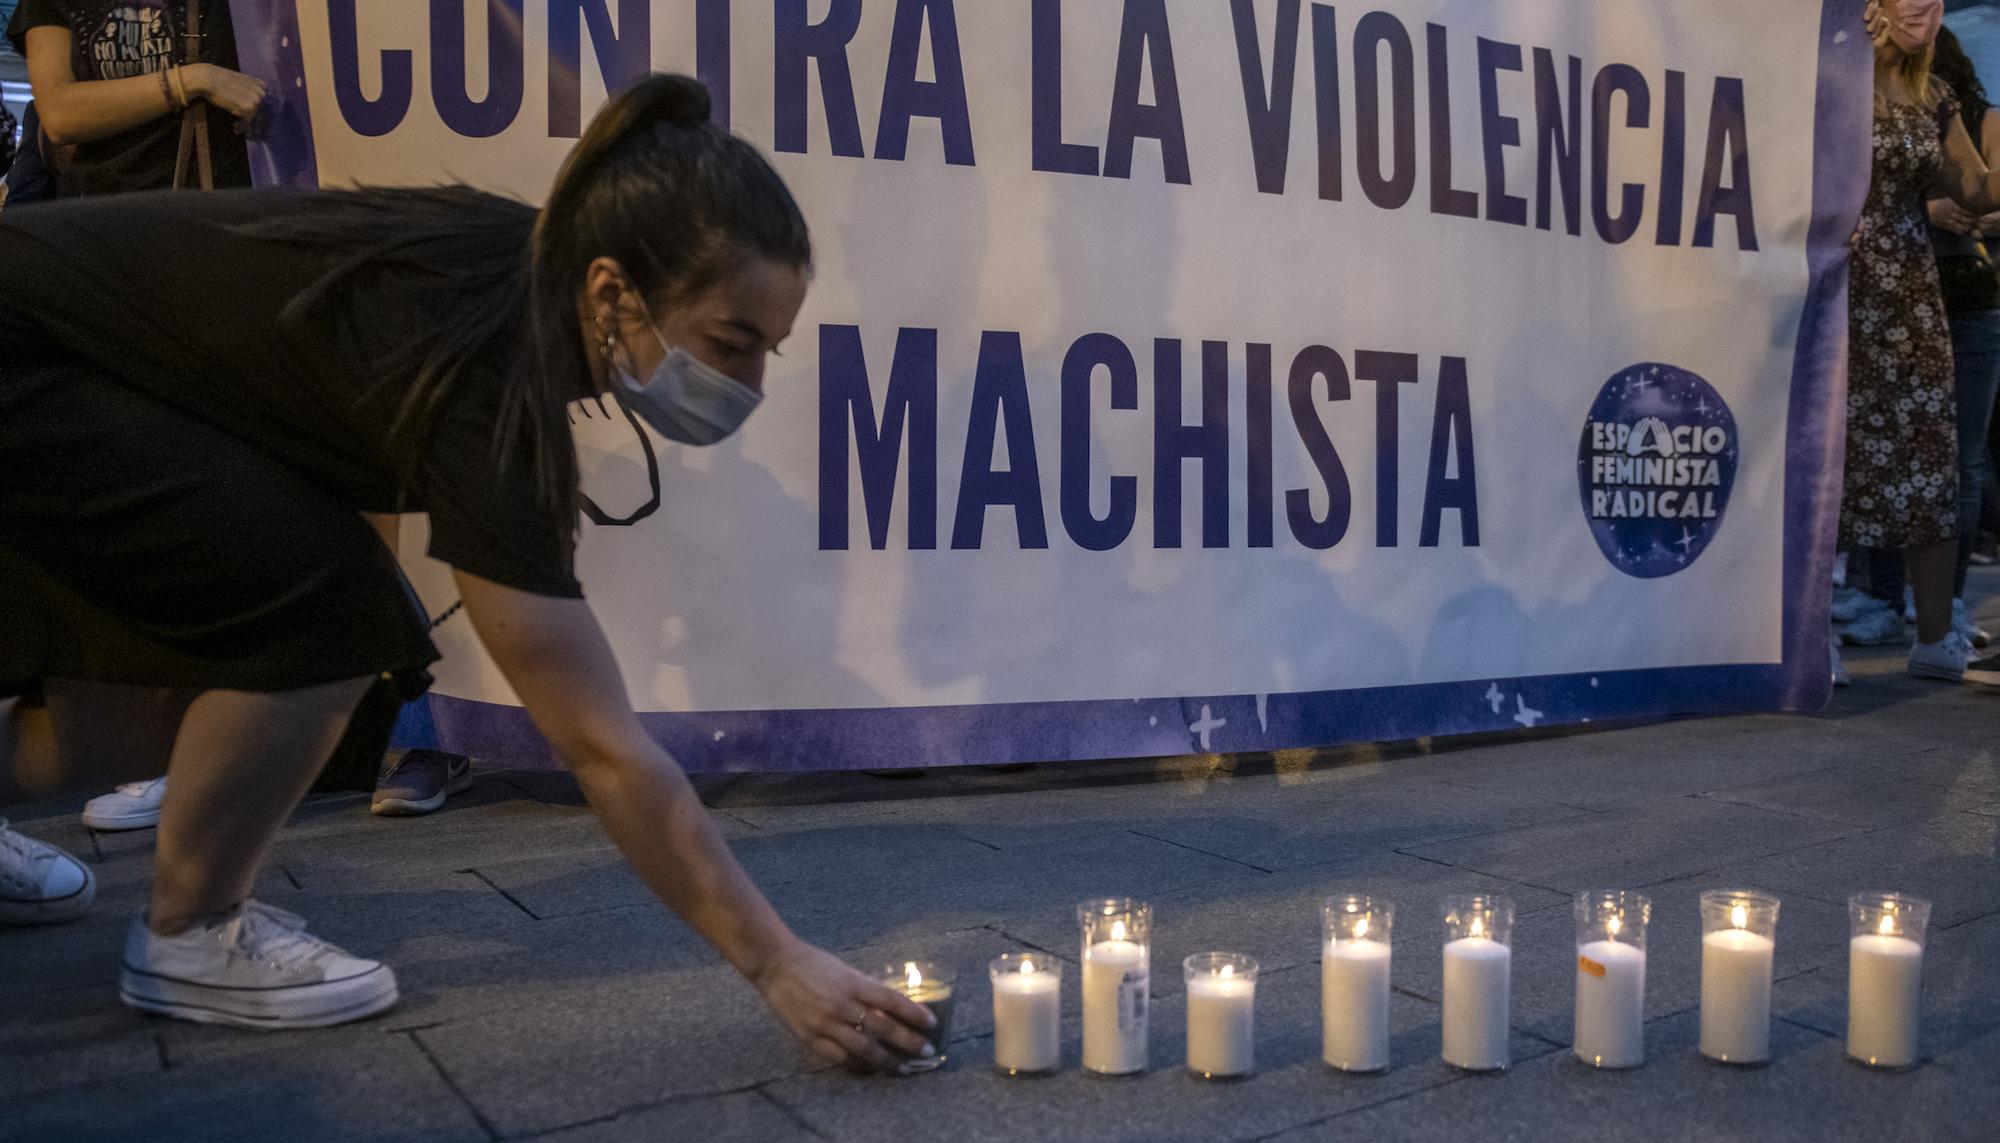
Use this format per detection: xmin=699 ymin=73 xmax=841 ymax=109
xmin=1576 ymin=364 xmax=1738 ymax=579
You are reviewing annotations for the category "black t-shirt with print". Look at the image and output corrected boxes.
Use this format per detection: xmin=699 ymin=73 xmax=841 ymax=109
xmin=7 ymin=0 xmax=250 ymax=195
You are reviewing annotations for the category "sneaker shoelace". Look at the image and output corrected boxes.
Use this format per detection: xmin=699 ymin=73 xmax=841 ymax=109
xmin=112 ymin=778 xmax=165 ymax=799
xmin=215 ymin=901 xmax=340 ymax=973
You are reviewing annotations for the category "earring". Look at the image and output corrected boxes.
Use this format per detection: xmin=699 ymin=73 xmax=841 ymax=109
xmin=595 ymin=314 xmax=619 ymax=359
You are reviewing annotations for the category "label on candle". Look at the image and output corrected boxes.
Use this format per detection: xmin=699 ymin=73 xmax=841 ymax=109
xmin=1578 ymin=956 xmax=1607 ymax=978
xmin=1119 ymin=971 xmax=1147 ymax=1031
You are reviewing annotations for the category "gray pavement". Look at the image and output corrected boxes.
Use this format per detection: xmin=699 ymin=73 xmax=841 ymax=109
xmin=5 ymin=611 xmax=2000 ymax=1141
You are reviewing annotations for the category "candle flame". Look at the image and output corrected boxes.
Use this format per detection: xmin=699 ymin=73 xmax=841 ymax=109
xmin=1607 ymin=914 xmax=1623 ymax=938
xmin=1220 ymin=963 xmax=1234 ymax=978
xmin=1470 ymin=916 xmax=1485 ymax=938
xmin=1878 ymin=914 xmax=1895 ymax=936
xmin=1731 ymin=904 xmax=1748 ymax=930
xmin=1354 ymin=917 xmax=1370 ymax=940
xmin=905 ymin=962 xmax=923 ymax=989
xmin=1111 ymin=920 xmax=1128 ymax=942
xmin=1019 ymin=960 xmax=1036 ymax=976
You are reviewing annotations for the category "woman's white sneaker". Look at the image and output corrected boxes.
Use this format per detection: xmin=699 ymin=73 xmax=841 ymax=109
xmin=120 ymin=900 xmax=399 ymax=1030
xmin=1908 ymin=636 xmax=1972 ymax=682
xmin=0 ymin=821 xmax=95 ymax=925
xmin=82 ymin=777 xmax=168 ymax=831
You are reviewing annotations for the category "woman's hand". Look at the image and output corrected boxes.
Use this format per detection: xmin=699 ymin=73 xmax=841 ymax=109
xmin=1866 ymin=1 xmax=1893 ymax=48
xmin=752 ymin=941 xmax=940 ymax=1074
xmin=1931 ymin=198 xmax=1982 ymax=235
xmin=182 ymin=63 xmax=267 ymax=121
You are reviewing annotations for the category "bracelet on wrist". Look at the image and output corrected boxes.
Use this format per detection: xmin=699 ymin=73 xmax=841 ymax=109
xmin=168 ymin=66 xmax=191 ymax=110
xmin=159 ymin=68 xmax=180 ymax=110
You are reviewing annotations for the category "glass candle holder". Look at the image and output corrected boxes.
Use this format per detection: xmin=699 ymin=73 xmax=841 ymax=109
xmin=989 ymin=952 xmax=1062 ymax=1076
xmin=1078 ymin=898 xmax=1150 ymax=1075
xmin=1848 ymin=892 xmax=1931 ymax=1070
xmin=879 ymin=959 xmax=956 ymax=1075
xmin=1184 ymin=952 xmax=1258 ymax=1079
xmin=1572 ymin=890 xmax=1650 ymax=1069
xmin=1441 ymin=893 xmax=1513 ymax=1071
xmin=1321 ymin=894 xmax=1393 ymax=1073
xmin=1699 ymin=890 xmax=1780 ymax=1066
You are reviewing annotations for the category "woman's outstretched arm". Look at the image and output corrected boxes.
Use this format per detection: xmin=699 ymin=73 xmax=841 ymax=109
xmin=452 ymin=569 xmax=935 ymax=1072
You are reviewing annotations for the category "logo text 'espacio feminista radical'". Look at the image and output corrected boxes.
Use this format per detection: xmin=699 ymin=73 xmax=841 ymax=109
xmin=1577 ymin=363 xmax=1738 ymax=579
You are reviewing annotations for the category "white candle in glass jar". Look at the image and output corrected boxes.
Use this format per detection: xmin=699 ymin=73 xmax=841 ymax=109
xmin=1083 ymin=932 xmax=1148 ymax=1074
xmin=1573 ymin=940 xmax=1646 ymax=1068
xmin=1700 ymin=926 xmax=1774 ymax=1064
xmin=1848 ymin=932 xmax=1923 ymax=1068
xmin=992 ymin=963 xmax=1061 ymax=1074
xmin=1442 ymin=936 xmax=1510 ymax=1070
xmin=1322 ymin=937 xmax=1391 ymax=1072
xmin=1186 ymin=967 xmax=1256 ymax=1077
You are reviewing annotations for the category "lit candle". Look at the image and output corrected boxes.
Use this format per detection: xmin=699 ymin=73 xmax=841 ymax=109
xmin=1699 ymin=892 xmax=1778 ymax=1065
xmin=1184 ymin=954 xmax=1258 ymax=1079
xmin=1079 ymin=899 xmax=1150 ymax=1075
xmin=1572 ymin=892 xmax=1649 ymax=1069
xmin=1441 ymin=895 xmax=1513 ymax=1071
xmin=880 ymin=959 xmax=957 ymax=1075
xmin=990 ymin=954 xmax=1061 ymax=1075
xmin=1847 ymin=893 xmax=1930 ymax=1070
xmin=1321 ymin=895 xmax=1393 ymax=1073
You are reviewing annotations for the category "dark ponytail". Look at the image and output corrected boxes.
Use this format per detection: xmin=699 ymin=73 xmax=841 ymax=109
xmin=239 ymin=74 xmax=812 ymax=532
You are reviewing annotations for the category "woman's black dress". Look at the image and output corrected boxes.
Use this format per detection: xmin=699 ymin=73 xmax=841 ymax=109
xmin=0 ymin=189 xmax=580 ymax=697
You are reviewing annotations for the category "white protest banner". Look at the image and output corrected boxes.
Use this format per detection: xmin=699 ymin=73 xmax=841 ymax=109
xmin=232 ymin=1 xmax=1868 ymax=770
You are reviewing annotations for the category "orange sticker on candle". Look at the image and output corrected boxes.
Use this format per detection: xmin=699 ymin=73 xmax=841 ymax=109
xmin=1578 ymin=956 xmax=1607 ymax=978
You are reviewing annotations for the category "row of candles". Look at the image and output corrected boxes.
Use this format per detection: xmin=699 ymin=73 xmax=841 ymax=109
xmin=879 ymin=890 xmax=1933 ymax=1078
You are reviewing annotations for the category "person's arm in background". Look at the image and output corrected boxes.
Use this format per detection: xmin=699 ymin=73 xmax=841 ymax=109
xmin=451 ymin=569 xmax=938 ymax=1073
xmin=21 ymin=25 xmax=264 ymax=146
xmin=1931 ymin=108 xmax=2000 ymax=235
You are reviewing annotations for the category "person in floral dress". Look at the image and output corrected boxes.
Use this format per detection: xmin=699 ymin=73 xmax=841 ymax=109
xmin=1846 ymin=0 xmax=2000 ymax=681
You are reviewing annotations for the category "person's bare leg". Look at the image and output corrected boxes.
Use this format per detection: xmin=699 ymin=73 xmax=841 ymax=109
xmin=149 ymin=679 xmax=372 ymax=935
xmin=1908 ymin=539 xmax=1958 ymax=645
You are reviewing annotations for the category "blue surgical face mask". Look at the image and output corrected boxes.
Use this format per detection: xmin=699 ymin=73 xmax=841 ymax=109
xmin=608 ymin=321 xmax=764 ymax=447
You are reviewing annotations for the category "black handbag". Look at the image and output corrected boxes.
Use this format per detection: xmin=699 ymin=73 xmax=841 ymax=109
xmin=1934 ymin=226 xmax=2000 ymax=313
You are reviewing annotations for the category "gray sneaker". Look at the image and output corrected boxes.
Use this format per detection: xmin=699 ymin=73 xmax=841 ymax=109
xmin=371 ymin=750 xmax=473 ymax=816
xmin=1842 ymin=606 xmax=1907 ymax=647
xmin=0 ymin=820 xmax=95 ymax=925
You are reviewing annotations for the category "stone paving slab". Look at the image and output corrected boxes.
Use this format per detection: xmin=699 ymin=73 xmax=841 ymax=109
xmin=1261 ymin=1010 xmax=1997 ymax=1143
xmin=1729 ymin=811 xmax=2000 ymax=928
xmin=528 ymin=1091 xmax=817 ymax=1143
xmin=1401 ymin=797 xmax=1868 ymax=895
xmin=0 ymin=1032 xmax=489 ymax=1143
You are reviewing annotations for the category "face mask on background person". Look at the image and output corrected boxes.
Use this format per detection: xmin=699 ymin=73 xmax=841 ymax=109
xmin=1889 ymin=0 xmax=1944 ymax=54
xmin=607 ymin=316 xmax=765 ymax=447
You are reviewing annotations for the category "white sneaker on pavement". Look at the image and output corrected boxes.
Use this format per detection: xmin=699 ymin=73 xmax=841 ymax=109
xmin=120 ymin=900 xmax=399 ymax=1030
xmin=82 ymin=777 xmax=168 ymax=832
xmin=0 ymin=820 xmax=95 ymax=925
xmin=1831 ymin=586 xmax=1884 ymax=625
xmin=1909 ymin=636 xmax=1972 ymax=682
xmin=1951 ymin=598 xmax=1992 ymax=650
xmin=1842 ymin=606 xmax=1907 ymax=646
